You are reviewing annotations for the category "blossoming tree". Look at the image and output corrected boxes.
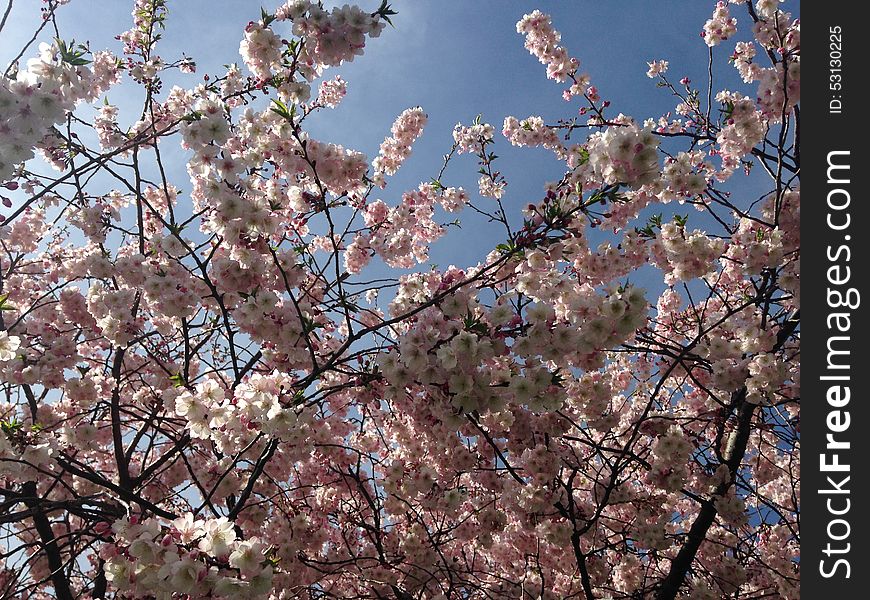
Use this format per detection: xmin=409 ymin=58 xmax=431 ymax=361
xmin=0 ymin=0 xmax=799 ymax=598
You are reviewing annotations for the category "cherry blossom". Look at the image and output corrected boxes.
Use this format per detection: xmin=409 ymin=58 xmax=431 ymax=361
xmin=0 ymin=1 xmax=800 ymax=598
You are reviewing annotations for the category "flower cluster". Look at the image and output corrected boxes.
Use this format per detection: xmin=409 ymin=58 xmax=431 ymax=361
xmin=646 ymin=59 xmax=669 ymax=78
xmin=103 ymin=514 xmax=273 ymax=599
xmin=745 ymin=353 xmax=788 ymax=405
xmin=0 ymin=42 xmax=119 ymax=181
xmin=118 ymin=0 xmax=167 ymax=54
xmin=0 ymin=2 xmax=800 ymax=598
xmin=502 ymin=115 xmax=564 ymax=156
xmin=452 ymin=120 xmax=495 ymax=154
xmin=585 ymin=120 xmax=660 ymax=189
xmin=732 ymin=41 xmax=760 ymax=83
xmin=300 ymin=137 xmax=368 ymax=195
xmin=289 ymin=3 xmax=385 ymax=68
xmin=173 ymin=374 xmax=309 ymax=453
xmin=728 ymin=7 xmax=800 ymax=122
xmin=702 ymin=2 xmax=737 ymax=46
xmin=141 ymin=252 xmax=204 ymax=321
xmin=714 ymin=92 xmax=766 ymax=175
xmin=660 ymin=151 xmax=713 ymax=200
xmin=648 ymin=428 xmax=694 ymax=491
xmin=85 ymin=282 xmax=140 ymax=348
xmin=516 ymin=10 xmax=579 ymax=83
xmin=650 ymin=222 xmax=726 ymax=284
xmin=373 ymin=107 xmax=427 ymax=177
xmin=724 ymin=217 xmax=785 ymax=276
xmin=233 ymin=106 xmax=369 ymax=197
xmin=478 ymin=175 xmax=506 ymax=199
xmin=180 ymin=95 xmax=231 ymax=150
xmin=350 ymin=182 xmax=466 ymax=271
xmin=239 ymin=21 xmax=284 ymax=80
xmin=94 ymin=103 xmax=128 ymax=151
xmin=0 ymin=332 xmax=20 ymax=362
xmin=315 ymin=75 xmax=347 ymax=108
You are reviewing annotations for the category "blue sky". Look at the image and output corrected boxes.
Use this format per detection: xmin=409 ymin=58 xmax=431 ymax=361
xmin=1 ymin=0 xmax=778 ymax=289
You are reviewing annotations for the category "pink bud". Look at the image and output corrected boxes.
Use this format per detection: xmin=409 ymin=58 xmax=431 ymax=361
xmin=98 ymin=544 xmax=118 ymax=559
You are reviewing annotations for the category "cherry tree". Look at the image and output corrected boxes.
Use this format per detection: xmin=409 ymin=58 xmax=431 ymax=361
xmin=0 ymin=0 xmax=799 ymax=598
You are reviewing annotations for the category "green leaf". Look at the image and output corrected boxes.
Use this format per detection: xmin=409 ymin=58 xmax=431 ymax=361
xmin=261 ymin=7 xmax=276 ymax=26
xmin=55 ymin=37 xmax=92 ymax=66
xmin=270 ymin=99 xmax=294 ymax=121
xmin=181 ymin=111 xmax=202 ymax=123
xmin=373 ymin=0 xmax=398 ymax=26
xmin=301 ymin=316 xmax=324 ymax=336
xmin=495 ymin=241 xmax=519 ymax=256
xmin=0 ymin=419 xmax=22 ymax=436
